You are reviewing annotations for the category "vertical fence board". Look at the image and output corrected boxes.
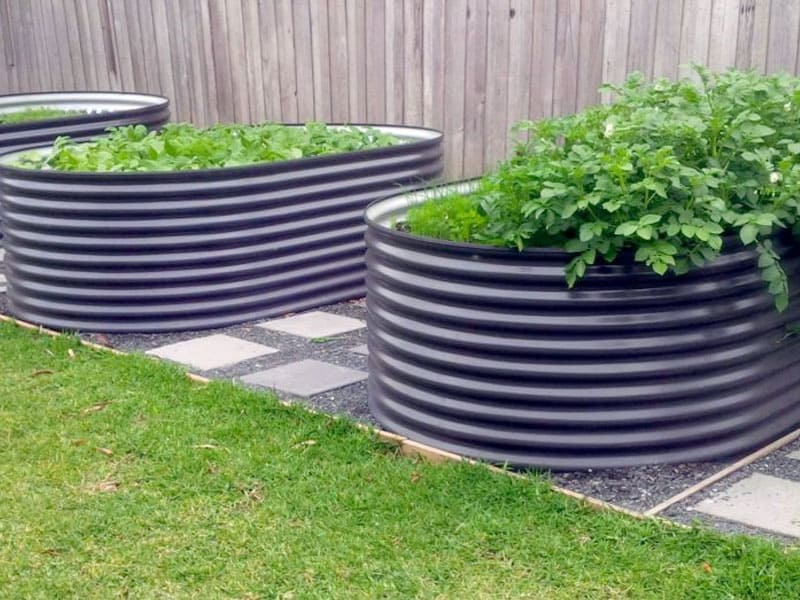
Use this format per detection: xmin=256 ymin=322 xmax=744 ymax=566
xmin=601 ymin=0 xmax=631 ymax=101
xmin=530 ymin=0 xmax=557 ymax=119
xmin=652 ymin=0 xmax=683 ymax=80
xmin=553 ymin=0 xmax=581 ymax=117
xmin=506 ymin=0 xmax=533 ymax=153
xmin=422 ymin=0 xmax=445 ymax=133
xmin=708 ymin=0 xmax=741 ymax=70
xmin=293 ymin=0 xmax=316 ymax=121
xmin=484 ymin=0 xmax=510 ymax=168
xmin=577 ymin=0 xmax=605 ymax=109
xmin=767 ymin=0 xmax=800 ymax=73
xmin=679 ymin=0 xmax=713 ymax=80
xmin=309 ymin=0 xmax=332 ymax=122
xmin=384 ymin=0 xmax=404 ymax=123
xmin=462 ymin=0 xmax=488 ymax=176
xmin=364 ymin=0 xmax=386 ymax=123
xmin=443 ymin=0 xmax=468 ymax=177
xmin=402 ymin=0 xmax=424 ymax=125
xmin=328 ymin=0 xmax=350 ymax=121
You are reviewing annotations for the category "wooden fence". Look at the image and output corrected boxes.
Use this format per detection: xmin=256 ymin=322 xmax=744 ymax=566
xmin=1 ymin=0 xmax=800 ymax=178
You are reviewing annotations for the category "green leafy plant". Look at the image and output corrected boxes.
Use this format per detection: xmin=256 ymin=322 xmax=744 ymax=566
xmin=406 ymin=67 xmax=800 ymax=310
xmin=0 ymin=107 xmax=86 ymax=125
xmin=15 ymin=121 xmax=400 ymax=172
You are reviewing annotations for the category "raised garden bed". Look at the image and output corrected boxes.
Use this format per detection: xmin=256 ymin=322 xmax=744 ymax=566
xmin=365 ymin=182 xmax=800 ymax=470
xmin=366 ymin=69 xmax=800 ymax=470
xmin=0 ymin=123 xmax=442 ymax=332
xmin=0 ymin=91 xmax=169 ymax=155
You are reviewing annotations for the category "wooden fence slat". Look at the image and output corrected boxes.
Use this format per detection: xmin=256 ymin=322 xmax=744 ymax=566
xmin=652 ymin=0 xmax=683 ymax=80
xmin=530 ymin=0 xmax=558 ymax=118
xmin=577 ymin=0 xmax=606 ymax=109
xmin=506 ymin=0 xmax=534 ymax=153
xmin=293 ymin=0 xmax=316 ymax=121
xmin=422 ymin=0 xmax=445 ymax=132
xmin=767 ymin=0 xmax=800 ymax=73
xmin=328 ymin=0 xmax=350 ymax=121
xmin=365 ymin=0 xmax=386 ymax=123
xmin=224 ymin=0 xmax=250 ymax=123
xmin=601 ymin=0 xmax=630 ymax=102
xmin=384 ymin=0 xmax=404 ymax=123
xmin=345 ymin=0 xmax=367 ymax=121
xmin=257 ymin=0 xmax=282 ymax=121
xmin=443 ymin=0 xmax=468 ymax=177
xmin=708 ymin=0 xmax=741 ymax=70
xmin=678 ymin=0 xmax=713 ymax=81
xmin=553 ymin=0 xmax=581 ymax=117
xmin=462 ymin=0 xmax=488 ymax=177
xmin=484 ymin=0 xmax=510 ymax=169
xmin=627 ymin=0 xmax=658 ymax=79
xmin=402 ymin=0 xmax=424 ymax=125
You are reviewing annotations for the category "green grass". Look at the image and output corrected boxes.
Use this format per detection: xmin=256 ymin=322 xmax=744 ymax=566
xmin=0 ymin=322 xmax=798 ymax=599
xmin=0 ymin=107 xmax=85 ymax=125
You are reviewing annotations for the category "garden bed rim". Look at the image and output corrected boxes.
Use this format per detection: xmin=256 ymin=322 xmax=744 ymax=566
xmin=0 ymin=123 xmax=443 ymax=181
xmin=365 ymin=178 xmax=792 ymax=264
xmin=0 ymin=90 xmax=169 ymax=132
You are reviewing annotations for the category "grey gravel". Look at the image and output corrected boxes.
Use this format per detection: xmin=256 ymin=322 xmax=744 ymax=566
xmin=660 ymin=436 xmax=800 ymax=542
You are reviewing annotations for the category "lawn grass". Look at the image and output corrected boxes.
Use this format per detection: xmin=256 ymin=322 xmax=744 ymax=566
xmin=0 ymin=321 xmax=798 ymax=599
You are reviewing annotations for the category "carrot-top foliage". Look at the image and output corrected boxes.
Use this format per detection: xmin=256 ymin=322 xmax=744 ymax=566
xmin=0 ymin=107 xmax=85 ymax=125
xmin=406 ymin=67 xmax=800 ymax=310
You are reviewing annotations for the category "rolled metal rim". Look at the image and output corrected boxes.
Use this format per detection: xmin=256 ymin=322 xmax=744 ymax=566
xmin=0 ymin=123 xmax=443 ymax=181
xmin=0 ymin=91 xmax=169 ymax=131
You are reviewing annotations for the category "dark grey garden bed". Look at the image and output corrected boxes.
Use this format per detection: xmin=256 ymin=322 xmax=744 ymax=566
xmin=0 ymin=91 xmax=169 ymax=155
xmin=364 ymin=182 xmax=800 ymax=470
xmin=0 ymin=125 xmax=442 ymax=333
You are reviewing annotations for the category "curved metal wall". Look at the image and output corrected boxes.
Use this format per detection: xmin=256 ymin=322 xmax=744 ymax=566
xmin=0 ymin=125 xmax=442 ymax=332
xmin=365 ymin=183 xmax=800 ymax=470
xmin=0 ymin=92 xmax=170 ymax=155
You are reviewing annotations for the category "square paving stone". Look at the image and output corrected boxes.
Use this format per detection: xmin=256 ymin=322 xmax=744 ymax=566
xmin=788 ymin=450 xmax=800 ymax=461
xmin=147 ymin=334 xmax=278 ymax=371
xmin=241 ymin=359 xmax=367 ymax=396
xmin=257 ymin=311 xmax=365 ymax=339
xmin=349 ymin=344 xmax=369 ymax=355
xmin=0 ymin=273 xmax=5 ymax=293
xmin=693 ymin=473 xmax=800 ymax=537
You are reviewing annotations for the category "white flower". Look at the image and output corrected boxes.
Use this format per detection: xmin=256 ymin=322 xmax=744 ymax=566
xmin=604 ymin=122 xmax=615 ymax=138
xmin=770 ymin=171 xmax=782 ymax=184
xmin=785 ymin=102 xmax=792 ymax=112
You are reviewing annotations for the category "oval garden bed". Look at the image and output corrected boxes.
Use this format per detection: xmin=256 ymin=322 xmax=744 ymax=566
xmin=0 ymin=91 xmax=169 ymax=155
xmin=0 ymin=122 xmax=442 ymax=332
xmin=365 ymin=69 xmax=800 ymax=470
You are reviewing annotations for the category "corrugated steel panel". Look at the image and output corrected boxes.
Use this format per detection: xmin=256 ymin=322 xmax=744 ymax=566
xmin=0 ymin=92 xmax=169 ymax=155
xmin=0 ymin=125 xmax=443 ymax=332
xmin=365 ymin=182 xmax=800 ymax=470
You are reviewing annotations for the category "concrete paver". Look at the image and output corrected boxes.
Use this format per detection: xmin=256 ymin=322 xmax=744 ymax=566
xmin=693 ymin=473 xmax=800 ymax=537
xmin=147 ymin=334 xmax=278 ymax=371
xmin=257 ymin=311 xmax=365 ymax=339
xmin=241 ymin=359 xmax=367 ymax=396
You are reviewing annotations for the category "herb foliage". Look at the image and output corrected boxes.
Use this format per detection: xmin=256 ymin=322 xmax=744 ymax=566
xmin=16 ymin=122 xmax=400 ymax=172
xmin=0 ymin=107 xmax=86 ymax=126
xmin=406 ymin=67 xmax=800 ymax=310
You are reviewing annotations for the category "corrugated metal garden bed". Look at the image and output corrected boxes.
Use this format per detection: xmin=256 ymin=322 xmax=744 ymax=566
xmin=365 ymin=182 xmax=800 ymax=470
xmin=0 ymin=124 xmax=442 ymax=332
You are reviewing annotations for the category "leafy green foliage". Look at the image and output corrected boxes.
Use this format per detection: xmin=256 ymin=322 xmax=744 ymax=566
xmin=406 ymin=67 xmax=800 ymax=310
xmin=0 ymin=107 xmax=85 ymax=125
xmin=16 ymin=121 xmax=400 ymax=172
xmin=403 ymin=193 xmax=489 ymax=242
